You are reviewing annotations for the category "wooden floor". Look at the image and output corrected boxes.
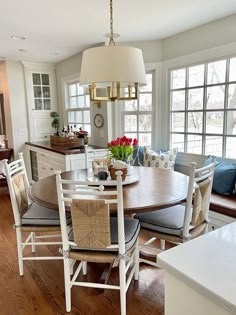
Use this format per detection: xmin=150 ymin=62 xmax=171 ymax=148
xmin=0 ymin=187 xmax=165 ymax=315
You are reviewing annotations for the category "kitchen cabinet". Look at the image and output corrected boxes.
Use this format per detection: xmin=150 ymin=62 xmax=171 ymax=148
xmin=21 ymin=62 xmax=58 ymax=141
xmin=25 ymin=142 xmax=107 ymax=182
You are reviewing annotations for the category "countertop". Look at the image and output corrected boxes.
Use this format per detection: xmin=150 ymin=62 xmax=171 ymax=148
xmin=158 ymin=222 xmax=236 ymax=313
xmin=25 ymin=141 xmax=106 ymax=155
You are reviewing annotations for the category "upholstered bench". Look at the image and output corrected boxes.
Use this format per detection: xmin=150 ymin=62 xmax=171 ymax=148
xmin=133 ymin=148 xmax=236 ymax=225
xmin=210 ymin=192 xmax=236 ymax=219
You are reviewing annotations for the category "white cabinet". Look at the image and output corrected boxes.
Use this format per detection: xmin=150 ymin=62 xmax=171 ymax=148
xmin=25 ymin=144 xmax=108 ymax=182
xmin=37 ymin=150 xmax=65 ymax=180
xmin=64 ymin=149 xmax=108 ymax=171
xmin=208 ymin=210 xmax=235 ymax=231
xmin=22 ymin=62 xmax=58 ymax=141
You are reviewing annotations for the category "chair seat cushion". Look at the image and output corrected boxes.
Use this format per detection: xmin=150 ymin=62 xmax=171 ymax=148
xmin=135 ymin=205 xmax=185 ymax=236
xmin=21 ymin=203 xmax=71 ymax=226
xmin=69 ymin=217 xmax=140 ymax=252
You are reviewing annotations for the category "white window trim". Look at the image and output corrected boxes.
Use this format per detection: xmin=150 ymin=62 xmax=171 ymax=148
xmin=117 ymin=62 xmax=160 ymax=149
xmin=162 ymin=41 xmax=236 ymax=151
xmin=61 ymin=72 xmax=92 ymax=136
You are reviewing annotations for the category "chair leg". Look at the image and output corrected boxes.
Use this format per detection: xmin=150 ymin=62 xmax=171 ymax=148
xmin=82 ymin=261 xmax=87 ymax=275
xmin=119 ymin=259 xmax=126 ymax=315
xmin=64 ymin=258 xmax=72 ymax=312
xmin=31 ymin=232 xmax=36 ymax=253
xmin=16 ymin=229 xmax=24 ymax=276
xmin=134 ymin=241 xmax=139 ymax=280
xmin=160 ymin=239 xmax=165 ymax=250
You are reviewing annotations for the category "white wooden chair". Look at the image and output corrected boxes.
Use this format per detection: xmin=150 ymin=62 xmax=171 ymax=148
xmin=3 ymin=152 xmax=71 ymax=276
xmin=84 ymin=144 xmax=109 ymax=170
xmin=55 ymin=170 xmax=140 ymax=314
xmin=135 ymin=162 xmax=215 ymax=267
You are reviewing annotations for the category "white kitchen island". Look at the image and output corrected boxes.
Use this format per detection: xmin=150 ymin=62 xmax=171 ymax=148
xmin=158 ymin=222 xmax=236 ymax=315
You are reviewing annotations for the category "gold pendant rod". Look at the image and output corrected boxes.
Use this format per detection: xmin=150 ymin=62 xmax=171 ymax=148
xmin=109 ymin=0 xmax=115 ymax=46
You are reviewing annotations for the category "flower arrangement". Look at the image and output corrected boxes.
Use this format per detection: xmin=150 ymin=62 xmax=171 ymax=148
xmin=107 ymin=136 xmax=138 ymax=161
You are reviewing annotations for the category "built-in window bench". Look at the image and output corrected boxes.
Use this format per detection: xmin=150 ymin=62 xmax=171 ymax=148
xmin=174 ymin=152 xmax=236 ymax=230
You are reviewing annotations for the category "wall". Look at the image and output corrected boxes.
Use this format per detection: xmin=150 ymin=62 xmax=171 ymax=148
xmin=55 ymin=14 xmax=236 ymax=149
xmin=163 ymin=14 xmax=236 ymax=60
xmin=119 ymin=39 xmax=163 ymax=62
xmin=6 ymin=61 xmax=29 ymax=155
xmin=2 ymin=13 xmax=236 ymax=154
xmin=56 ymin=53 xmax=83 ymax=123
xmin=0 ymin=62 xmax=13 ymax=150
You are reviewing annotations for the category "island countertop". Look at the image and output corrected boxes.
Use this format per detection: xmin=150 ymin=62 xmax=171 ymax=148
xmin=25 ymin=141 xmax=106 ymax=155
xmin=158 ymin=222 xmax=236 ymax=314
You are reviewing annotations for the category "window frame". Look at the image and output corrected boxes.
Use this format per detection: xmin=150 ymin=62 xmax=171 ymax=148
xmin=66 ymin=80 xmax=91 ymax=134
xmin=121 ymin=70 xmax=155 ymax=146
xmin=169 ymin=56 xmax=236 ymax=158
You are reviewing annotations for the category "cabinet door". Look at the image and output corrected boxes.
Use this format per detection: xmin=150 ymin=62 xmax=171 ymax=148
xmin=22 ymin=62 xmax=58 ymax=141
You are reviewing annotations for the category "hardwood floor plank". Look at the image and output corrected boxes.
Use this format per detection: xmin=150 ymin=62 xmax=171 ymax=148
xmin=0 ymin=189 xmax=165 ymax=315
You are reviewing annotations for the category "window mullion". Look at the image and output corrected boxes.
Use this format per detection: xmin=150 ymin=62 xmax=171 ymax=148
xmin=223 ymin=58 xmax=230 ymax=157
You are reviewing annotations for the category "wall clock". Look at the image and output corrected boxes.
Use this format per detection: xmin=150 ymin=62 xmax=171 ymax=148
xmin=94 ymin=113 xmax=104 ymax=128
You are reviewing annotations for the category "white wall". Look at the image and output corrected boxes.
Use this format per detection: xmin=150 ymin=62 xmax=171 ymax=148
xmin=6 ymin=61 xmax=29 ymax=155
xmin=0 ymin=62 xmax=13 ymax=150
xmin=56 ymin=53 xmax=83 ymax=122
xmin=163 ymin=14 xmax=236 ymax=60
xmin=2 ymin=13 xmax=236 ymax=153
xmin=55 ymin=14 xmax=236 ymax=149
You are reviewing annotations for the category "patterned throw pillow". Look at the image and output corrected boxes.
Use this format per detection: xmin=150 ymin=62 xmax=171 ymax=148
xmin=160 ymin=148 xmax=178 ymax=170
xmin=143 ymin=147 xmax=177 ymax=170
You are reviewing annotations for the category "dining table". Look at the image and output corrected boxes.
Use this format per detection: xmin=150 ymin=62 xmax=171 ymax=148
xmin=30 ymin=166 xmax=189 ymax=215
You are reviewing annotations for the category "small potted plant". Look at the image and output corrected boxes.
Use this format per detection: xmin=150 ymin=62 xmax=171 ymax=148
xmin=50 ymin=112 xmax=60 ymax=136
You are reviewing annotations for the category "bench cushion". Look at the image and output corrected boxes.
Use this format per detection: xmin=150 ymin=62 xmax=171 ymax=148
xmin=210 ymin=192 xmax=236 ymax=218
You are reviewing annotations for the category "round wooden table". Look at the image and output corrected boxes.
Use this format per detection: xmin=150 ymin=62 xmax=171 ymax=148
xmin=30 ymin=166 xmax=189 ymax=215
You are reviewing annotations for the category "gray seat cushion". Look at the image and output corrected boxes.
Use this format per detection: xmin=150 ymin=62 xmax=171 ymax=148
xmin=135 ymin=205 xmax=185 ymax=236
xmin=69 ymin=217 xmax=140 ymax=252
xmin=21 ymin=203 xmax=71 ymax=226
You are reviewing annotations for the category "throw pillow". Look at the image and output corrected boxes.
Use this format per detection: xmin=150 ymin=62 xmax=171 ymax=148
xmin=160 ymin=148 xmax=178 ymax=170
xmin=143 ymin=147 xmax=177 ymax=170
xmin=204 ymin=156 xmax=236 ymax=195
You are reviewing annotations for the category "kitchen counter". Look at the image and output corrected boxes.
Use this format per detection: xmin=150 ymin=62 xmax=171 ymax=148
xmin=25 ymin=141 xmax=108 ymax=182
xmin=25 ymin=141 xmax=105 ymax=155
xmin=158 ymin=222 xmax=236 ymax=315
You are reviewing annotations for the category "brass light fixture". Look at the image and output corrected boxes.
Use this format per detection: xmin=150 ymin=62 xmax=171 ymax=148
xmin=79 ymin=0 xmax=146 ymax=102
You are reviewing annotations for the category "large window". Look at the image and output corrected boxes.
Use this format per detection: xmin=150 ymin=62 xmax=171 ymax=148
xmin=170 ymin=57 xmax=236 ymax=158
xmin=122 ymin=72 xmax=154 ymax=145
xmin=67 ymin=81 xmax=91 ymax=134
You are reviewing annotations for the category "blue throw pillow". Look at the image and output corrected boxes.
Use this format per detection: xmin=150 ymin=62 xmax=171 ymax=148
xmin=204 ymin=156 xmax=236 ymax=195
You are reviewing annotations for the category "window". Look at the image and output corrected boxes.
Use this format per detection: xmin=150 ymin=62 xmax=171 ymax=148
xmin=67 ymin=81 xmax=91 ymax=134
xmin=122 ymin=72 xmax=154 ymax=145
xmin=32 ymin=73 xmax=51 ymax=110
xmin=169 ymin=57 xmax=236 ymax=158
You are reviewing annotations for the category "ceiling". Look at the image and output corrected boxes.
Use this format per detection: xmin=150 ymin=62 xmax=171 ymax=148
xmin=1 ymin=0 xmax=236 ymax=64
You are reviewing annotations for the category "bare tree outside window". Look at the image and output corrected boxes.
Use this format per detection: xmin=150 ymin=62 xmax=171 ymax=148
xmin=123 ymin=72 xmax=154 ymax=146
xmin=170 ymin=57 xmax=236 ymax=158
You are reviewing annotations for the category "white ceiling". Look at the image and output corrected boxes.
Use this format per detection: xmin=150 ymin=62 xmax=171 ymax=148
xmin=1 ymin=0 xmax=236 ymax=64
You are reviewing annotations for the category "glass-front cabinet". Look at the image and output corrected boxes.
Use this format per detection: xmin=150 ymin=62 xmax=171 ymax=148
xmin=21 ymin=62 xmax=58 ymax=141
xmin=32 ymin=73 xmax=51 ymax=111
